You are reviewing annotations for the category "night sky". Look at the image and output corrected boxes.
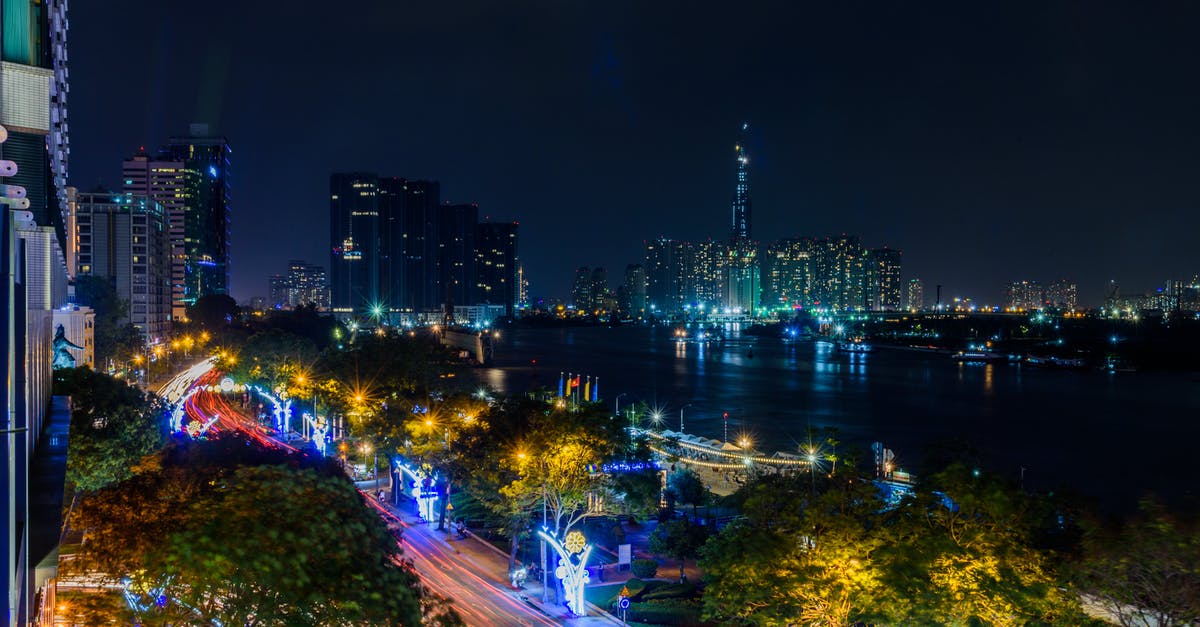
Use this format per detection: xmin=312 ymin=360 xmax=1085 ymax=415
xmin=69 ymin=2 xmax=1200 ymax=306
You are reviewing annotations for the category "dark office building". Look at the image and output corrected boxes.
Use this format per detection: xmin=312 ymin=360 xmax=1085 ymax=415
xmin=476 ymin=221 xmax=519 ymax=317
xmin=438 ymin=202 xmax=478 ymax=308
xmin=160 ymin=124 xmax=232 ymax=310
xmin=330 ymin=173 xmax=384 ymax=313
xmin=399 ymin=180 xmax=441 ymax=310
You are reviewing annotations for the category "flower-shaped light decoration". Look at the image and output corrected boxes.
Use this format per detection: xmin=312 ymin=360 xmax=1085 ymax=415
xmin=564 ymin=530 xmax=587 ymax=555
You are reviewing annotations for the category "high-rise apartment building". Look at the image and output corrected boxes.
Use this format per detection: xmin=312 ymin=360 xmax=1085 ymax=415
xmin=1006 ymin=280 xmax=1044 ymax=310
xmin=645 ymin=238 xmax=687 ymax=315
xmin=269 ymin=274 xmax=289 ymax=308
xmin=904 ymin=278 xmax=925 ymax=311
xmin=808 ymin=236 xmax=866 ymax=311
xmin=866 ymin=247 xmax=902 ymax=311
xmin=1045 ymin=280 xmax=1078 ymax=310
xmin=475 ymin=221 xmax=519 ymax=317
xmin=74 ymin=192 xmax=172 ymax=344
xmin=571 ymin=266 xmax=591 ymax=310
xmin=160 ymin=125 xmax=232 ymax=313
xmin=624 ymin=264 xmax=647 ymax=318
xmin=688 ymin=240 xmax=727 ymax=308
xmin=284 ymin=260 xmax=329 ymax=310
xmin=590 ymin=267 xmax=610 ymax=311
xmin=764 ymin=238 xmax=814 ymax=310
xmin=122 ymin=150 xmax=201 ymax=319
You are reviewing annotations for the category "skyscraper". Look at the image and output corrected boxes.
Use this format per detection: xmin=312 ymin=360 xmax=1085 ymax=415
xmin=122 ymin=150 xmax=201 ymax=320
xmin=590 ymin=267 xmax=611 ymax=311
xmin=905 ymin=278 xmax=925 ymax=311
xmin=764 ymin=238 xmax=814 ymax=310
xmin=571 ymin=266 xmax=592 ymax=310
xmin=645 ymin=237 xmax=686 ymax=315
xmin=475 ymin=221 xmax=519 ymax=317
xmin=1006 ymin=280 xmax=1043 ymax=311
xmin=330 ymin=173 xmax=388 ymax=314
xmin=731 ymin=123 xmax=751 ymax=241
xmin=399 ymin=180 xmax=441 ymax=310
xmin=866 ymin=247 xmax=902 ymax=311
xmin=285 ymin=260 xmax=329 ymax=310
xmin=726 ymin=124 xmax=760 ymax=313
xmin=161 ymin=125 xmax=232 ymax=313
xmin=1045 ymin=280 xmax=1078 ymax=310
xmin=269 ymin=274 xmax=289 ymax=308
xmin=74 ymin=191 xmax=172 ymax=344
xmin=624 ymin=264 xmax=647 ymax=318
xmin=438 ymin=202 xmax=478 ymax=308
xmin=2 ymin=3 xmax=71 ymax=618
xmin=0 ymin=0 xmax=70 ymax=241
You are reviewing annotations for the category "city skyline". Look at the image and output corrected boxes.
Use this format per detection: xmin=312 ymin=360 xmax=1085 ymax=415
xmin=67 ymin=2 xmax=1200 ymax=306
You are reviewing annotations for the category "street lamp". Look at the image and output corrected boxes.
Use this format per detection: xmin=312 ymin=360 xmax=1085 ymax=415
xmin=614 ymin=393 xmax=627 ymax=418
xmin=680 ymin=404 xmax=692 ymax=433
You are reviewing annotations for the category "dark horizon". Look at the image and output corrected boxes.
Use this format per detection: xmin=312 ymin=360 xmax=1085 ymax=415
xmin=69 ymin=1 xmax=1200 ymax=306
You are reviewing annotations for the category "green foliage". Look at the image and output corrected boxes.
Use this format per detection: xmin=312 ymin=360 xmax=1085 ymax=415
xmin=68 ymin=437 xmax=432 ymax=626
xmin=186 ymin=294 xmax=240 ymax=330
xmin=700 ymin=467 xmax=1087 ymax=627
xmin=649 ymin=518 xmax=708 ymax=583
xmin=666 ymin=469 xmax=707 ymax=517
xmin=622 ymin=577 xmax=649 ymax=598
xmin=610 ymin=467 xmax=663 ymax=520
xmin=56 ymin=367 xmax=166 ymax=493
xmin=229 ymin=328 xmax=318 ymax=389
xmin=627 ymin=598 xmax=706 ymax=626
xmin=71 ymin=275 xmax=141 ymax=364
xmin=640 ymin=582 xmax=698 ymax=601
xmin=631 ymin=558 xmax=659 ymax=579
xmin=1073 ymin=497 xmax=1200 ymax=626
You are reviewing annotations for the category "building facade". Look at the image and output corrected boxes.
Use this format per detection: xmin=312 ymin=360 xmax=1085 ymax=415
xmin=160 ymin=125 xmax=232 ymax=313
xmin=122 ymin=151 xmax=200 ymax=320
xmin=1006 ymin=280 xmax=1044 ymax=311
xmin=905 ymin=278 xmax=925 ymax=311
xmin=74 ymin=191 xmax=172 ymax=345
xmin=285 ymin=260 xmax=329 ymax=310
xmin=866 ymin=247 xmax=902 ymax=311
xmin=475 ymin=221 xmax=519 ymax=317
xmin=1045 ymin=279 xmax=1078 ymax=310
xmin=623 ymin=264 xmax=647 ymax=318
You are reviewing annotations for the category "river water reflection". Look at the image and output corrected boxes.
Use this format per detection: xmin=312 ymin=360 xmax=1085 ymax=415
xmin=478 ymin=326 xmax=1200 ymax=510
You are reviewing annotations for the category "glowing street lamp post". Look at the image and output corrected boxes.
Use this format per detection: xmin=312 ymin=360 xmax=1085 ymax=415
xmin=680 ymin=404 xmax=692 ymax=433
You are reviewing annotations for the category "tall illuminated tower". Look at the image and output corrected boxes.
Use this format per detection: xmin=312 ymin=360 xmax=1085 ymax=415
xmin=726 ymin=123 xmax=759 ymax=313
xmin=731 ymin=123 xmax=751 ymax=240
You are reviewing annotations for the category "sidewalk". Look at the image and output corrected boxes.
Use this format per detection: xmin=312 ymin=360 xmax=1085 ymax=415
xmin=379 ymin=493 xmax=623 ymax=626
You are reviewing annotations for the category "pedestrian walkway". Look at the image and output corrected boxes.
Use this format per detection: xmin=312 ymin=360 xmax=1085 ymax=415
xmin=378 ymin=493 xmax=623 ymax=626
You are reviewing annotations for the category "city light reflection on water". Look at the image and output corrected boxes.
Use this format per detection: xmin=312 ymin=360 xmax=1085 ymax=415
xmin=478 ymin=325 xmax=1200 ymax=509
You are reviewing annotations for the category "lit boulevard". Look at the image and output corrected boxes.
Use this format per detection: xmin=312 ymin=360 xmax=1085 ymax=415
xmin=179 ymin=370 xmax=556 ymax=626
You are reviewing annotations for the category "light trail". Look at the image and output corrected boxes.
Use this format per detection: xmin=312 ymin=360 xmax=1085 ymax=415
xmin=181 ymin=373 xmax=554 ymax=626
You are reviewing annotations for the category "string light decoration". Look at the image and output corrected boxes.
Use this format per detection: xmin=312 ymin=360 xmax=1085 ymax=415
xmin=536 ymin=528 xmax=592 ymax=616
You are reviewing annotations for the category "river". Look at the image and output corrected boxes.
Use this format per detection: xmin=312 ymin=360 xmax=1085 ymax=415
xmin=476 ymin=325 xmax=1200 ymax=511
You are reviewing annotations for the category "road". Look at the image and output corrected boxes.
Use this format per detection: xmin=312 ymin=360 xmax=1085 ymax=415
xmin=178 ymin=374 xmax=557 ymax=626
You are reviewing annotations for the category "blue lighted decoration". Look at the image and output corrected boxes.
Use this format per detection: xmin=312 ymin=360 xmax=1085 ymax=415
xmin=396 ymin=462 xmax=439 ymax=521
xmin=302 ymin=412 xmax=330 ymax=455
xmin=208 ymin=165 xmax=218 ymax=177
xmin=536 ymin=528 xmax=592 ymax=616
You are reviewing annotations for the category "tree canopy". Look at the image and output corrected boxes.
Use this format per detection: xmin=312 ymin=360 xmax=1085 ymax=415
xmin=65 ymin=436 xmax=436 ymax=626
xmin=700 ymin=466 xmax=1086 ymax=626
xmin=55 ymin=367 xmax=166 ymax=493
